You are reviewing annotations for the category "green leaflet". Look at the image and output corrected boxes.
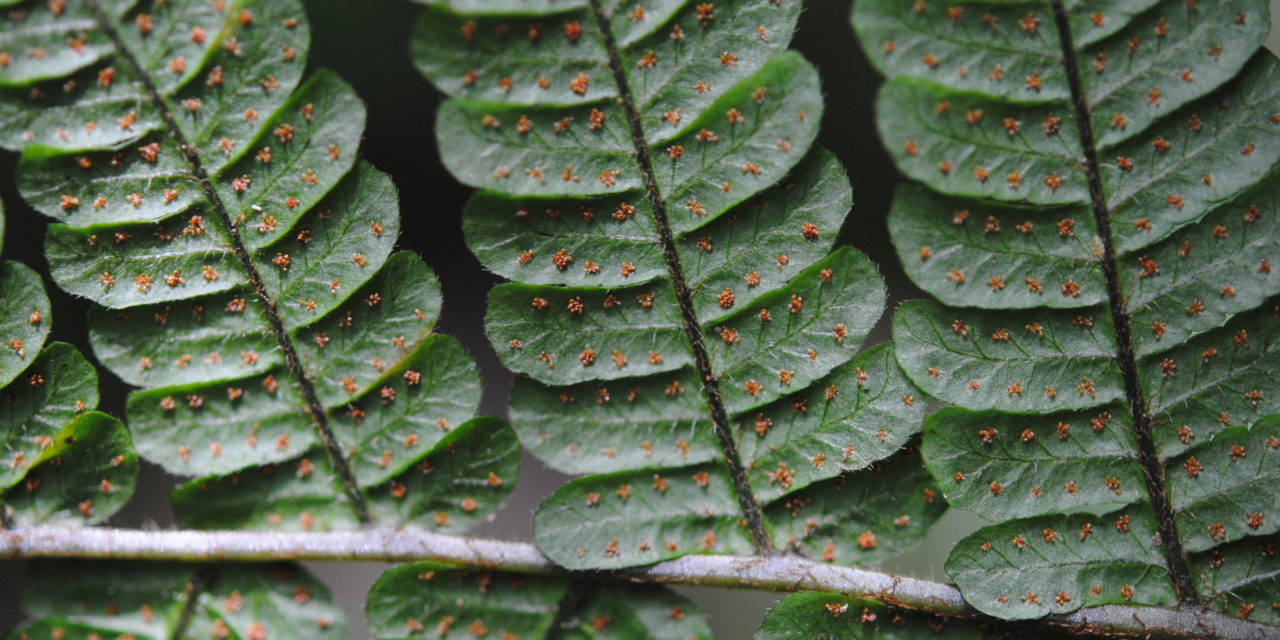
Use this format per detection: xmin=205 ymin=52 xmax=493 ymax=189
xmin=919 ymin=406 xmax=1142 ymax=521
xmin=490 ymin=247 xmax=881 ymax=407
xmin=858 ymin=0 xmax=1280 ymax=622
xmin=762 ymin=445 xmax=946 ymax=566
xmin=113 ymin=254 xmax=466 ymax=480
xmin=1169 ymin=417 xmax=1280 ymax=553
xmin=0 ymin=254 xmax=135 ymax=526
xmin=736 ymin=344 xmax=928 ymax=499
xmin=419 ymin=0 xmax=931 ymax=576
xmin=856 ymin=0 xmax=1267 ymax=156
xmin=414 ymin=0 xmax=798 ymax=132
xmin=1143 ymin=301 xmax=1280 ymax=457
xmin=533 ymin=462 xmax=759 ymax=566
xmin=754 ymin=592 xmax=982 ymax=640
xmin=0 ymin=0 xmax=518 ymax=531
xmin=22 ymin=65 xmax=360 ymax=229
xmin=889 ymin=186 xmax=1104 ymax=310
xmin=893 ymin=300 xmax=1124 ymax=412
xmin=0 ymin=261 xmax=50 ymax=390
xmin=436 ymin=50 xmax=822 ymax=224
xmin=12 ymin=560 xmax=346 ymax=640
xmin=881 ymin=53 xmax=1280 ymax=280
xmin=418 ymin=0 xmax=935 ymax=573
xmin=367 ymin=564 xmax=712 ymax=640
xmin=1192 ymin=534 xmax=1280 ymax=627
xmin=945 ymin=508 xmax=1177 ymax=619
xmin=3 ymin=404 xmax=137 ymax=527
xmin=170 ymin=416 xmax=519 ymax=532
xmin=1123 ymin=177 xmax=1280 ymax=356
xmin=464 ymin=148 xmax=850 ymax=293
xmin=914 ymin=323 xmax=1280 ymax=610
xmin=532 ymin=443 xmax=944 ymax=571
xmin=0 ymin=0 xmax=308 ymax=157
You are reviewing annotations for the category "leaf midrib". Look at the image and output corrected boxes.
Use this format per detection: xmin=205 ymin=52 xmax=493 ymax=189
xmin=586 ymin=0 xmax=773 ymax=555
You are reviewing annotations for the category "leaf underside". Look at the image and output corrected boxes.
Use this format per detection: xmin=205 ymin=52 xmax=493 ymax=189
xmin=0 ymin=0 xmax=518 ymax=532
xmin=754 ymin=592 xmax=983 ymax=640
xmin=13 ymin=560 xmax=346 ymax=640
xmin=855 ymin=0 xmax=1280 ymax=622
xmin=415 ymin=0 xmax=943 ymax=574
xmin=0 ymin=227 xmax=137 ymax=526
xmin=367 ymin=563 xmax=713 ymax=640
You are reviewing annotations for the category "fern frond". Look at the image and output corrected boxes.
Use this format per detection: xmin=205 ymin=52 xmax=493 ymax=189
xmin=0 ymin=0 xmax=517 ymax=532
xmin=368 ymin=564 xmax=712 ymax=639
xmin=415 ymin=0 xmax=941 ymax=571
xmin=11 ymin=560 xmax=345 ymax=640
xmin=755 ymin=592 xmax=982 ymax=640
xmin=855 ymin=0 xmax=1280 ymax=622
xmin=1 ymin=209 xmax=136 ymax=525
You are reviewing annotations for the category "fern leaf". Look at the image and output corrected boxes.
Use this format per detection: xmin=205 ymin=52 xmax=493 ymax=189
xmin=920 ymin=407 xmax=1143 ymax=520
xmin=1167 ymin=416 xmax=1279 ymax=553
xmin=759 ymin=445 xmax=947 ymax=565
xmin=944 ymin=510 xmax=1177 ymax=617
xmin=855 ymin=0 xmax=1280 ymax=621
xmin=0 ymin=0 xmax=517 ymax=531
xmin=170 ymin=416 xmax=519 ymax=532
xmin=367 ymin=564 xmax=712 ymax=639
xmin=4 ymin=406 xmax=136 ymax=526
xmin=1194 ymin=534 xmax=1280 ymax=627
xmin=414 ymin=0 xmax=799 ymax=131
xmin=1 ymin=243 xmax=135 ymax=526
xmin=1143 ymin=304 xmax=1280 ymax=455
xmin=416 ymin=0 xmax=939 ymax=571
xmin=0 ymin=260 xmax=49 ymax=390
xmin=12 ymin=560 xmax=346 ymax=640
xmin=894 ymin=301 xmax=1123 ymax=411
xmin=755 ymin=592 xmax=982 ymax=640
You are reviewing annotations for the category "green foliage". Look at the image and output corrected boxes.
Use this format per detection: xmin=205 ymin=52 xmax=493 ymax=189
xmin=754 ymin=592 xmax=981 ymax=640
xmin=8 ymin=1 xmax=1279 ymax=637
xmin=11 ymin=560 xmax=346 ymax=640
xmin=367 ymin=564 xmax=712 ymax=639
xmin=855 ymin=0 xmax=1280 ymax=623
xmin=1195 ymin=534 xmax=1280 ymax=628
xmin=1 ymin=217 xmax=136 ymax=525
xmin=0 ymin=260 xmax=48 ymax=391
xmin=1168 ymin=416 xmax=1280 ymax=552
xmin=170 ymin=415 xmax=519 ymax=532
xmin=0 ymin=0 xmax=517 ymax=532
xmin=415 ymin=0 xmax=943 ymax=572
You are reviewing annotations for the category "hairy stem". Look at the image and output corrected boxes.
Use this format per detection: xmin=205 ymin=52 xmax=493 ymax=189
xmin=585 ymin=0 xmax=772 ymax=555
xmin=1048 ymin=0 xmax=1197 ymax=604
xmin=86 ymin=1 xmax=372 ymax=524
xmin=3 ymin=528 xmax=1268 ymax=639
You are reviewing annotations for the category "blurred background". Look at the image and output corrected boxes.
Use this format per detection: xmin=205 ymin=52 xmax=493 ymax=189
xmin=2 ymin=1 xmax=1280 ymax=637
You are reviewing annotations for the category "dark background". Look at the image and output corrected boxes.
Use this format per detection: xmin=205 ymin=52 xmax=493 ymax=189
xmin=24 ymin=0 xmax=1278 ymax=636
